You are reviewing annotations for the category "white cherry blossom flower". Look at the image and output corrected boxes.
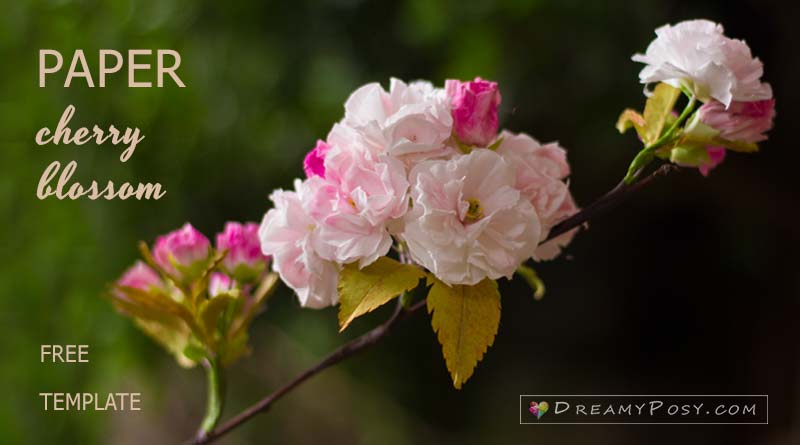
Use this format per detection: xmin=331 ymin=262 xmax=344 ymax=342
xmin=341 ymin=78 xmax=454 ymax=165
xmin=633 ymin=19 xmax=772 ymax=107
xmin=402 ymin=149 xmax=541 ymax=286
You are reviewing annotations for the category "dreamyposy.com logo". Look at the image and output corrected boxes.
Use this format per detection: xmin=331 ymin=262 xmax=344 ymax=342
xmin=520 ymin=395 xmax=768 ymax=424
xmin=528 ymin=401 xmax=549 ymax=419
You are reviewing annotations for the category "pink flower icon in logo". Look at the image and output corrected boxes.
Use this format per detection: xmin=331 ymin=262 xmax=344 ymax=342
xmin=529 ymin=401 xmax=550 ymax=419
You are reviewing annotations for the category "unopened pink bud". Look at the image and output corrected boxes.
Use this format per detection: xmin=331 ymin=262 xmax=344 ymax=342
xmin=303 ymin=140 xmax=331 ymax=178
xmin=153 ymin=223 xmax=211 ymax=279
xmin=208 ymin=272 xmax=235 ymax=297
xmin=698 ymin=146 xmax=727 ymax=177
xmin=215 ymin=221 xmax=268 ymax=279
xmin=445 ymin=77 xmax=501 ymax=147
xmin=117 ymin=260 xmax=162 ymax=292
xmin=698 ymin=99 xmax=775 ymax=143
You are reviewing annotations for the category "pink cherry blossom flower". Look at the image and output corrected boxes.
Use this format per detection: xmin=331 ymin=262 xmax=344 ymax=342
xmin=307 ymin=145 xmax=409 ymax=267
xmin=495 ymin=131 xmax=579 ymax=259
xmin=697 ymin=99 xmax=775 ymax=143
xmin=402 ymin=149 xmax=541 ymax=286
xmin=633 ymin=19 xmax=772 ymax=106
xmin=216 ymin=221 xmax=268 ymax=278
xmin=534 ymin=194 xmax=580 ymax=260
xmin=445 ymin=77 xmax=502 ymax=147
xmin=303 ymin=140 xmax=331 ymax=178
xmin=153 ymin=223 xmax=211 ymax=279
xmin=258 ymin=179 xmax=339 ymax=308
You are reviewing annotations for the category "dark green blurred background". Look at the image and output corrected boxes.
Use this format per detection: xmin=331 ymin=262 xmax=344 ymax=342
xmin=1 ymin=0 xmax=797 ymax=443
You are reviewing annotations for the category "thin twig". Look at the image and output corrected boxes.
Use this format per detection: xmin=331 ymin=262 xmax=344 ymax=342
xmin=191 ymin=165 xmax=677 ymax=444
xmin=544 ymin=164 xmax=676 ymax=242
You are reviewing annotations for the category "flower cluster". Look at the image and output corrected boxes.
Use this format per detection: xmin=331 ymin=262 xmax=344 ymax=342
xmin=111 ymin=222 xmax=274 ymax=367
xmin=107 ymin=18 xmax=776 ymax=398
xmin=623 ymin=19 xmax=775 ymax=177
xmin=259 ymin=78 xmax=578 ymax=307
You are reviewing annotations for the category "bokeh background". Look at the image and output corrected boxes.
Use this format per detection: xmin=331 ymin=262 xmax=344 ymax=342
xmin=1 ymin=0 xmax=798 ymax=443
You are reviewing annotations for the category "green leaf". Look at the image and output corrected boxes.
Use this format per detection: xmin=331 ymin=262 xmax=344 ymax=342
xmin=516 ymin=265 xmax=546 ymax=300
xmin=426 ymin=277 xmax=501 ymax=389
xmin=199 ymin=293 xmax=239 ymax=342
xmin=187 ymin=249 xmax=228 ymax=303
xmin=229 ymin=261 xmax=267 ymax=283
xmin=642 ymin=83 xmax=681 ymax=145
xmin=337 ymin=257 xmax=425 ymax=331
xmin=183 ymin=343 xmax=207 ymax=362
xmin=454 ymin=138 xmax=472 ymax=153
xmin=487 ymin=136 xmax=505 ymax=151
xmin=229 ymin=272 xmax=280 ymax=340
xmin=669 ymin=144 xmax=711 ymax=166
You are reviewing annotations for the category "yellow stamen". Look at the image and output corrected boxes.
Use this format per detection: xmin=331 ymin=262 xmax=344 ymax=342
xmin=465 ymin=198 xmax=484 ymax=223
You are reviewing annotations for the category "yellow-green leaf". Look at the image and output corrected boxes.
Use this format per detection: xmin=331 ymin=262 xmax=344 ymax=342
xmin=110 ymin=297 xmax=183 ymax=328
xmin=182 ymin=343 xmax=207 ymax=362
xmin=616 ymin=109 xmax=646 ymax=138
xmin=249 ymin=272 xmax=279 ymax=312
xmin=669 ymin=144 xmax=711 ymax=166
xmin=716 ymin=138 xmax=758 ymax=153
xmin=199 ymin=293 xmax=239 ymax=341
xmin=680 ymin=134 xmax=759 ymax=153
xmin=426 ymin=277 xmax=501 ymax=389
xmin=134 ymin=318 xmax=197 ymax=368
xmin=337 ymin=257 xmax=425 ymax=332
xmin=643 ymin=83 xmax=681 ymax=144
xmin=138 ymin=241 xmax=173 ymax=279
xmin=230 ymin=272 xmax=280 ymax=339
xmin=108 ymin=283 xmax=202 ymax=367
xmin=185 ymin=249 xmax=228 ymax=303
xmin=111 ymin=285 xmax=198 ymax=333
xmin=516 ymin=265 xmax=546 ymax=300
xmin=487 ymin=136 xmax=505 ymax=151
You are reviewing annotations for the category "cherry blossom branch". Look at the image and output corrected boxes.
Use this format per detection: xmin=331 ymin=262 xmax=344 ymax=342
xmin=190 ymin=164 xmax=678 ymax=444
